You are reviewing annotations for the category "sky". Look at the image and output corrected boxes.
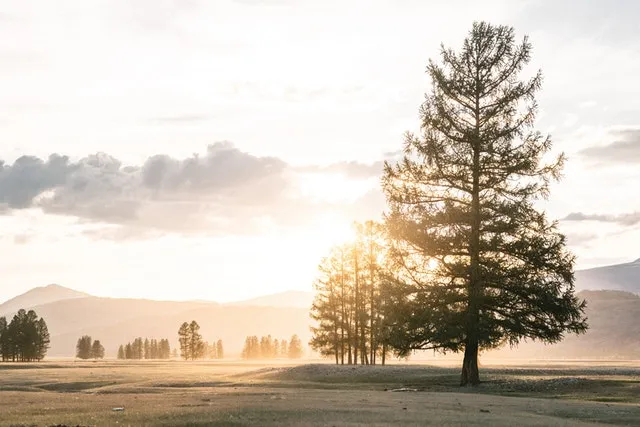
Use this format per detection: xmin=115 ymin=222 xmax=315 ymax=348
xmin=1 ymin=0 xmax=639 ymax=303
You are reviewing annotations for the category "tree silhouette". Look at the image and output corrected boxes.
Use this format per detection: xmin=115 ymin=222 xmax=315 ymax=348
xmin=189 ymin=321 xmax=205 ymax=360
xmin=288 ymin=334 xmax=304 ymax=359
xmin=76 ymin=336 xmax=93 ymax=360
xmin=178 ymin=322 xmax=190 ymax=360
xmin=381 ymin=22 xmax=587 ymax=385
xmin=216 ymin=339 xmax=224 ymax=359
xmin=0 ymin=317 xmax=7 ymax=362
xmin=91 ymin=340 xmax=105 ymax=359
xmin=117 ymin=345 xmax=125 ymax=360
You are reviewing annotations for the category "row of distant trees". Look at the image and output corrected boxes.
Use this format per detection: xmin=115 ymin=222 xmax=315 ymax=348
xmin=76 ymin=335 xmax=105 ymax=359
xmin=241 ymin=334 xmax=303 ymax=359
xmin=0 ymin=309 xmax=50 ymax=362
xmin=117 ymin=338 xmax=172 ymax=360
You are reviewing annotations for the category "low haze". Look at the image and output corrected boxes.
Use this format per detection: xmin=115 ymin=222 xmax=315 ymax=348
xmin=1 ymin=0 xmax=639 ymax=303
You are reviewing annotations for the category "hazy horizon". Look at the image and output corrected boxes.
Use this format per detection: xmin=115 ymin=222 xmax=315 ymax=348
xmin=1 ymin=0 xmax=639 ymax=303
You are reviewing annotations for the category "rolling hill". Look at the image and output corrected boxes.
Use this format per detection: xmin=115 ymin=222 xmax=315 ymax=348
xmin=226 ymin=290 xmax=313 ymax=309
xmin=575 ymin=258 xmax=640 ymax=293
xmin=0 ymin=284 xmax=88 ymax=316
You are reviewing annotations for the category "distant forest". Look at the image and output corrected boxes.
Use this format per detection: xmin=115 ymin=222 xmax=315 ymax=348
xmin=0 ymin=309 xmax=50 ymax=362
xmin=117 ymin=337 xmax=171 ymax=360
xmin=241 ymin=334 xmax=304 ymax=359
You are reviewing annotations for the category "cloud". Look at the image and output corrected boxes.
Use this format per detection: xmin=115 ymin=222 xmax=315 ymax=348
xmin=578 ymin=129 xmax=640 ymax=164
xmin=562 ymin=211 xmax=640 ymax=226
xmin=0 ymin=154 xmax=76 ymax=209
xmin=0 ymin=142 xmax=383 ymax=237
xmin=564 ymin=232 xmax=598 ymax=247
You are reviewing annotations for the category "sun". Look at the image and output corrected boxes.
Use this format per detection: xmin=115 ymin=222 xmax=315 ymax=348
xmin=311 ymin=212 xmax=357 ymax=248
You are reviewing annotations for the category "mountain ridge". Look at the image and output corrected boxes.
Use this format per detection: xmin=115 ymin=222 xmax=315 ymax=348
xmin=0 ymin=284 xmax=89 ymax=316
xmin=575 ymin=258 xmax=640 ymax=293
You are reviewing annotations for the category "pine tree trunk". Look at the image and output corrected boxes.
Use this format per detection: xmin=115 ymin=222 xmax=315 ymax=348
xmin=340 ymin=258 xmax=346 ymax=365
xmin=354 ymin=252 xmax=359 ymax=366
xmin=360 ymin=326 xmax=369 ymax=365
xmin=370 ymin=252 xmax=375 ymax=365
xmin=461 ymin=77 xmax=482 ymax=387
xmin=460 ymin=339 xmax=480 ymax=386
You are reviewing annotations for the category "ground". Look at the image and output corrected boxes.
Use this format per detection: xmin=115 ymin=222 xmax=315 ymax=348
xmin=1 ymin=359 xmax=640 ymax=426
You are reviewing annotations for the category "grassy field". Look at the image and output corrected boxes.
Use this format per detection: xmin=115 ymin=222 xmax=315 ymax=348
xmin=1 ymin=359 xmax=640 ymax=426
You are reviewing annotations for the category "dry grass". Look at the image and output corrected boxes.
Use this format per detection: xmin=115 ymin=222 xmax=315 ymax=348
xmin=1 ymin=360 xmax=640 ymax=426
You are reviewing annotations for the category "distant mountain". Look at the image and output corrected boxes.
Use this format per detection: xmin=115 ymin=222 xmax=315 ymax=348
xmin=575 ymin=258 xmax=640 ymax=293
xmin=490 ymin=290 xmax=640 ymax=359
xmin=0 ymin=284 xmax=89 ymax=316
xmin=226 ymin=290 xmax=314 ymax=309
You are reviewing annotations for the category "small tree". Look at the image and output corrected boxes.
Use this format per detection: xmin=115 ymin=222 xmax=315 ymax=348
xmin=34 ymin=317 xmax=50 ymax=361
xmin=288 ymin=334 xmax=304 ymax=359
xmin=216 ymin=339 xmax=224 ymax=359
xmin=160 ymin=339 xmax=171 ymax=359
xmin=178 ymin=322 xmax=190 ymax=360
xmin=76 ymin=336 xmax=93 ymax=360
xmin=91 ymin=340 xmax=105 ymax=359
xmin=260 ymin=335 xmax=273 ymax=358
xmin=0 ymin=317 xmax=7 ymax=362
xmin=189 ymin=321 xmax=205 ymax=360
xmin=117 ymin=345 xmax=125 ymax=360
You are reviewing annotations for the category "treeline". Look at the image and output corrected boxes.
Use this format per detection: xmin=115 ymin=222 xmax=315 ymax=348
xmin=117 ymin=338 xmax=171 ymax=360
xmin=178 ymin=320 xmax=223 ymax=360
xmin=0 ymin=309 xmax=50 ymax=362
xmin=310 ymin=221 xmax=391 ymax=365
xmin=241 ymin=334 xmax=303 ymax=359
xmin=76 ymin=335 xmax=105 ymax=359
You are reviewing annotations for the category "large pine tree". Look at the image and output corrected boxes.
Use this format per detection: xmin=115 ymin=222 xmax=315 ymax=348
xmin=382 ymin=22 xmax=587 ymax=386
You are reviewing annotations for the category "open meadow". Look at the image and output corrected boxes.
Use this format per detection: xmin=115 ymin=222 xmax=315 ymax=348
xmin=1 ymin=360 xmax=640 ymax=426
